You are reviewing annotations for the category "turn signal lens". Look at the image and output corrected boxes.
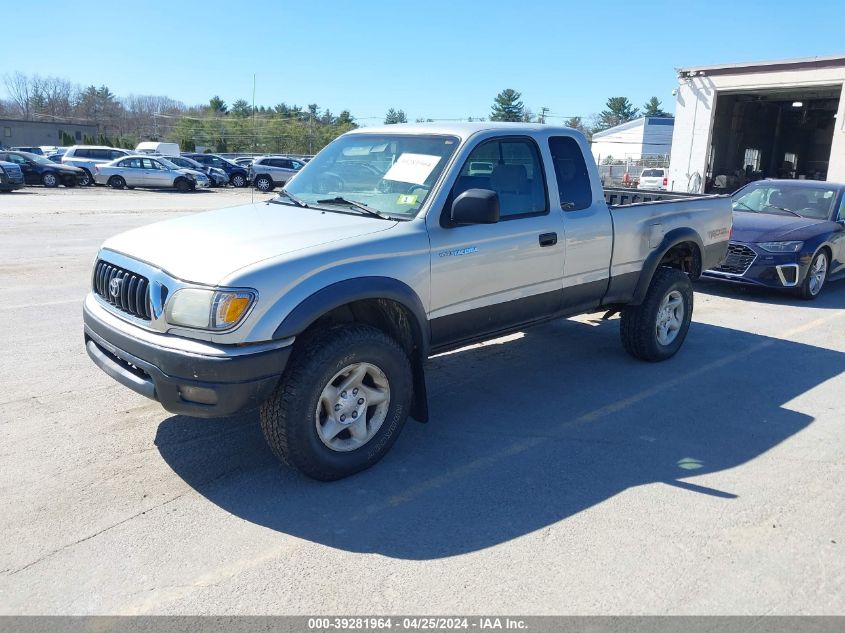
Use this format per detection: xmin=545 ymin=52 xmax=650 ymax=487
xmin=212 ymin=292 xmax=254 ymax=328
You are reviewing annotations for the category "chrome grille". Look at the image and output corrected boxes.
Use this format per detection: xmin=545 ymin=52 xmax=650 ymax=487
xmin=93 ymin=260 xmax=152 ymax=320
xmin=711 ymin=243 xmax=756 ymax=276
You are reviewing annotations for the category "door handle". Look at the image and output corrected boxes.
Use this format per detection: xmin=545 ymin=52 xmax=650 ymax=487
xmin=539 ymin=232 xmax=558 ymax=247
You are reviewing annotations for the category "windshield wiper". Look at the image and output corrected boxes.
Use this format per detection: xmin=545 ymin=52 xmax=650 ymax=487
xmin=733 ymin=201 xmax=757 ymax=212
xmin=271 ymin=189 xmax=309 ymax=208
xmin=766 ymin=204 xmax=802 ymax=218
xmin=316 ymin=196 xmax=394 ymax=220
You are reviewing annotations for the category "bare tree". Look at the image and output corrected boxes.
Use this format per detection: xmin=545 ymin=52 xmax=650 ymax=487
xmin=3 ymin=72 xmax=33 ymax=118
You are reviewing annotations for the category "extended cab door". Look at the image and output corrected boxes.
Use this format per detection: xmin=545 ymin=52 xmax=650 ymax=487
xmin=547 ymin=135 xmax=614 ymax=311
xmin=426 ymin=135 xmax=566 ymax=350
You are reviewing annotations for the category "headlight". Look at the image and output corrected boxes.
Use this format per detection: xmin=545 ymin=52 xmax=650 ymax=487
xmin=165 ymin=289 xmax=255 ymax=330
xmin=757 ymin=241 xmax=804 ymax=253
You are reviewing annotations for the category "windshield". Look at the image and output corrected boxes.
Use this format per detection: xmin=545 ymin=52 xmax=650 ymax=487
xmin=732 ymin=183 xmax=837 ymax=220
xmin=21 ymin=152 xmax=55 ymax=165
xmin=281 ymin=134 xmax=459 ymax=218
xmin=158 ymin=157 xmax=180 ymax=170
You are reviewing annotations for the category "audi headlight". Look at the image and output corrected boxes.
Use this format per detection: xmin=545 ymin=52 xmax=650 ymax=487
xmin=757 ymin=241 xmax=803 ymax=253
xmin=165 ymin=289 xmax=255 ymax=330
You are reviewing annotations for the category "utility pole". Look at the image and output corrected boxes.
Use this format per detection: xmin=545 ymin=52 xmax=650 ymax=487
xmin=539 ymin=107 xmax=549 ymax=124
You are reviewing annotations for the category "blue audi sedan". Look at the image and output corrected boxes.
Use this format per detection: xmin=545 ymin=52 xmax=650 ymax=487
xmin=703 ymin=179 xmax=845 ymax=299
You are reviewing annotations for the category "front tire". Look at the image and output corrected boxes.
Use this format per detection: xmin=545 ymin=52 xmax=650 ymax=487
xmin=620 ymin=268 xmax=693 ymax=362
xmin=175 ymin=178 xmax=191 ymax=192
xmin=798 ymin=250 xmax=828 ymax=300
xmin=42 ymin=172 xmax=59 ymax=188
xmin=79 ymin=169 xmax=93 ymax=187
xmin=260 ymin=325 xmax=413 ymax=481
xmin=254 ymin=174 xmax=274 ymax=192
xmin=230 ymin=173 xmax=247 ymax=188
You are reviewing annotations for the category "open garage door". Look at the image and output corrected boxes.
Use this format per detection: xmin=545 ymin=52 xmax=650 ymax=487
xmin=707 ymin=86 xmax=840 ymax=192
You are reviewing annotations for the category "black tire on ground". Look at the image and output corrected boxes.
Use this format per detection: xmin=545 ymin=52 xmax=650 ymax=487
xmin=108 ymin=175 xmax=126 ymax=189
xmin=79 ymin=169 xmax=93 ymax=186
xmin=42 ymin=172 xmax=60 ymax=188
xmin=254 ymin=175 xmax=274 ymax=192
xmin=231 ymin=173 xmax=247 ymax=188
xmin=620 ymin=267 xmax=693 ymax=362
xmin=260 ymin=324 xmax=413 ymax=481
xmin=797 ymin=249 xmax=829 ymax=300
xmin=175 ymin=178 xmax=191 ymax=192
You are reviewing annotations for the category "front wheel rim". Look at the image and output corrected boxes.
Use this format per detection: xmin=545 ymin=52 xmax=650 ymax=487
xmin=809 ymin=254 xmax=827 ymax=295
xmin=45 ymin=174 xmax=57 ymax=186
xmin=315 ymin=362 xmax=391 ymax=452
xmin=233 ymin=175 xmax=245 ymax=187
xmin=655 ymin=290 xmax=684 ymax=346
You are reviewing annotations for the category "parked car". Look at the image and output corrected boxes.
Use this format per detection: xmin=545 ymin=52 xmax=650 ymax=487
xmin=11 ymin=146 xmax=44 ymax=156
xmin=703 ymin=179 xmax=845 ymax=299
xmin=0 ymin=150 xmax=86 ymax=187
xmin=182 ymin=153 xmax=249 ymax=187
xmin=62 ymin=146 xmax=132 ymax=186
xmin=166 ymin=155 xmax=228 ymax=187
xmin=638 ymin=168 xmax=669 ymax=191
xmin=0 ymin=159 xmax=25 ymax=192
xmin=248 ymin=155 xmax=305 ymax=191
xmin=135 ymin=142 xmax=180 ymax=156
xmin=47 ymin=154 xmax=64 ymax=164
xmin=83 ymin=122 xmax=731 ymax=480
xmin=234 ymin=156 xmax=257 ymax=167
xmin=40 ymin=146 xmax=64 ymax=157
xmin=93 ymin=155 xmax=210 ymax=192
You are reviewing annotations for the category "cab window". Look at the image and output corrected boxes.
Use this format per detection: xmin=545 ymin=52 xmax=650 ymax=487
xmin=548 ymin=136 xmax=593 ymax=210
xmin=452 ymin=137 xmax=547 ymax=220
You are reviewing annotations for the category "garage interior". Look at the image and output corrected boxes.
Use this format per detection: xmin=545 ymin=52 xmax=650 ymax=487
xmin=706 ymin=86 xmax=840 ymax=191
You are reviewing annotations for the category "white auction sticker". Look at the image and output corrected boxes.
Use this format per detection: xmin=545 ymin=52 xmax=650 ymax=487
xmin=383 ymin=153 xmax=442 ymax=185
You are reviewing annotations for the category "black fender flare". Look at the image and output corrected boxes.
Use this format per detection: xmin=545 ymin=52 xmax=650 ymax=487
xmin=272 ymin=277 xmax=431 ymax=422
xmin=630 ymin=227 xmax=704 ymax=305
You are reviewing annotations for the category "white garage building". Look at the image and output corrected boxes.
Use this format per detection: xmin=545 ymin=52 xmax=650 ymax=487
xmin=668 ymin=55 xmax=845 ymax=192
xmin=590 ymin=116 xmax=674 ymax=162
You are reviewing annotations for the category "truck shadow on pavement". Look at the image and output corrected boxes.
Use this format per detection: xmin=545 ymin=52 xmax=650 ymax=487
xmin=156 ymin=316 xmax=845 ymax=560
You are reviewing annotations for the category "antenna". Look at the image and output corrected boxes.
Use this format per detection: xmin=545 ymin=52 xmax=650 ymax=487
xmin=252 ymin=73 xmax=256 ymax=205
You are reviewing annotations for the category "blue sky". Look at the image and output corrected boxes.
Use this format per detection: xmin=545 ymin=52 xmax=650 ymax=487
xmin=3 ymin=0 xmax=844 ymax=124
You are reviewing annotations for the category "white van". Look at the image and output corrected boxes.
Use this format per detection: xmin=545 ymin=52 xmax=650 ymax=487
xmin=638 ymin=168 xmax=668 ymax=191
xmin=135 ymin=142 xmax=180 ymax=157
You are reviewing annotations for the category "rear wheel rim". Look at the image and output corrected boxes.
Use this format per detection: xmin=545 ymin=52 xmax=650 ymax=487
xmin=315 ymin=362 xmax=391 ymax=452
xmin=655 ymin=290 xmax=684 ymax=346
xmin=809 ymin=253 xmax=827 ymax=295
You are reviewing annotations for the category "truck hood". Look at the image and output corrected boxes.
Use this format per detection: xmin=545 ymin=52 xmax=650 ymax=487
xmin=731 ymin=211 xmax=838 ymax=243
xmin=102 ymin=201 xmax=397 ymax=285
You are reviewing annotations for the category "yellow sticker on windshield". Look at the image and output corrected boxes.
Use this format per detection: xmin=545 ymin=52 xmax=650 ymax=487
xmin=397 ymin=194 xmax=418 ymax=205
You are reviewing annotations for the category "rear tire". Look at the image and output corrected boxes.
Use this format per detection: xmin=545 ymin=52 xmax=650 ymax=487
xmin=798 ymin=250 xmax=828 ymax=300
xmin=620 ymin=268 xmax=693 ymax=362
xmin=260 ymin=325 xmax=413 ymax=481
xmin=108 ymin=176 xmax=126 ymax=189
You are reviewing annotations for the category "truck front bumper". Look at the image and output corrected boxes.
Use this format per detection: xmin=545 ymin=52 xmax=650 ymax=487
xmin=83 ymin=297 xmax=292 ymax=418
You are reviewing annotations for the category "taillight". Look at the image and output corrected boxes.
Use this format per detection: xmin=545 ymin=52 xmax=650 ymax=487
xmin=663 ymin=177 xmax=668 ymax=186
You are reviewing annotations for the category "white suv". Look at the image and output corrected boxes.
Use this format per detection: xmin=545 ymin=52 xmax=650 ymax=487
xmin=249 ymin=155 xmax=305 ymax=192
xmin=637 ymin=168 xmax=668 ymax=191
xmin=62 ymin=146 xmax=131 ymax=186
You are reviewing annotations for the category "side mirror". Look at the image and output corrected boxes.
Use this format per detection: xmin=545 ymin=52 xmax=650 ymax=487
xmin=451 ymin=188 xmax=500 ymax=225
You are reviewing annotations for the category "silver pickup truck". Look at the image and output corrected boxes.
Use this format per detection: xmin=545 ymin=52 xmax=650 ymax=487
xmin=83 ymin=123 xmax=731 ymax=480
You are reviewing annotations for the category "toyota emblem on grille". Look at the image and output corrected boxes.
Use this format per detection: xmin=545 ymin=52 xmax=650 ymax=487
xmin=109 ymin=277 xmax=122 ymax=298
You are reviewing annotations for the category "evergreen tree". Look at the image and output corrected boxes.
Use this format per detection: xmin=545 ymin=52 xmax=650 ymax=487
xmin=594 ymin=97 xmax=639 ymax=132
xmin=642 ymin=96 xmax=671 ymax=118
xmin=490 ymin=89 xmax=524 ymax=122
xmin=384 ymin=108 xmax=408 ymax=124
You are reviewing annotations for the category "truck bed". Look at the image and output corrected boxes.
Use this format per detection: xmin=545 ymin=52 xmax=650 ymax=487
xmin=603 ymin=187 xmax=713 ymax=206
